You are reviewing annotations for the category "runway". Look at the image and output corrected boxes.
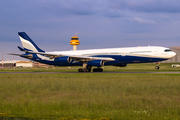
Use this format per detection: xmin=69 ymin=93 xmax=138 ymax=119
xmin=0 ymin=71 xmax=180 ymax=74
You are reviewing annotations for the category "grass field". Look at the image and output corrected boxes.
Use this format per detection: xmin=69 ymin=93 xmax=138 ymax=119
xmin=0 ymin=63 xmax=180 ymax=119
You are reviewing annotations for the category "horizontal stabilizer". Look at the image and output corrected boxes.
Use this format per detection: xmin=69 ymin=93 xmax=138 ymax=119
xmin=7 ymin=53 xmax=33 ymax=59
xmin=18 ymin=46 xmax=25 ymax=51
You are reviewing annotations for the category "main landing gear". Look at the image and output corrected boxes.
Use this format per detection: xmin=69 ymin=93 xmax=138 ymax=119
xmin=78 ymin=62 xmax=91 ymax=72
xmin=78 ymin=62 xmax=104 ymax=72
xmin=78 ymin=67 xmax=91 ymax=72
xmin=78 ymin=67 xmax=103 ymax=72
xmin=155 ymin=62 xmax=160 ymax=69
xmin=93 ymin=68 xmax=103 ymax=72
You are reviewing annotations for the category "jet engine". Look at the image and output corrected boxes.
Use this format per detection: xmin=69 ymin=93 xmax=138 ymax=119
xmin=87 ymin=60 xmax=104 ymax=67
xmin=54 ymin=56 xmax=72 ymax=63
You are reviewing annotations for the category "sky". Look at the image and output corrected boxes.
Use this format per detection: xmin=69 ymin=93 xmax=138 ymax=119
xmin=1 ymin=0 xmax=180 ymax=60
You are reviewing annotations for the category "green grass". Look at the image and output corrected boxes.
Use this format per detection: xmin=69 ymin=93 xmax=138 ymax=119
xmin=0 ymin=73 xmax=180 ymax=119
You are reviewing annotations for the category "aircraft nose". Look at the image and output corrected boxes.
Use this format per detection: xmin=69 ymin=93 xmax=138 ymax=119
xmin=172 ymin=51 xmax=176 ymax=57
xmin=166 ymin=51 xmax=176 ymax=59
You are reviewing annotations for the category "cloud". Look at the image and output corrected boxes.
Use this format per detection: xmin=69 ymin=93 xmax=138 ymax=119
xmin=98 ymin=8 xmax=125 ymax=18
xmin=130 ymin=17 xmax=157 ymax=24
xmin=109 ymin=0 xmax=180 ymax=13
xmin=38 ymin=0 xmax=125 ymax=18
xmin=36 ymin=0 xmax=97 ymax=16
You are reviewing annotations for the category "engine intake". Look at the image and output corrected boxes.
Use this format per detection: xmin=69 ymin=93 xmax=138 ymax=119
xmin=54 ymin=56 xmax=72 ymax=63
xmin=87 ymin=60 xmax=104 ymax=67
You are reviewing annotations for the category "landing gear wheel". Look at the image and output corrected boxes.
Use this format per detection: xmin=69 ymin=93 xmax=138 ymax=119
xmin=87 ymin=68 xmax=91 ymax=72
xmin=78 ymin=68 xmax=83 ymax=72
xmin=155 ymin=66 xmax=159 ymax=69
xmin=78 ymin=67 xmax=92 ymax=72
xmin=98 ymin=68 xmax=103 ymax=72
xmin=93 ymin=68 xmax=98 ymax=72
xmin=93 ymin=68 xmax=103 ymax=72
xmin=83 ymin=69 xmax=89 ymax=72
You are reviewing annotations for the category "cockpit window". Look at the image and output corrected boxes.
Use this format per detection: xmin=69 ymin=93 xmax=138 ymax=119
xmin=164 ymin=49 xmax=172 ymax=52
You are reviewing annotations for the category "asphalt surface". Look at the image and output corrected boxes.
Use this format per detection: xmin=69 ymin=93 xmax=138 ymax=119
xmin=0 ymin=71 xmax=180 ymax=74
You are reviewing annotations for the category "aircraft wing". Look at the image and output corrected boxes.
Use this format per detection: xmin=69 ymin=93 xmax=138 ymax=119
xmin=69 ymin=55 xmax=115 ymax=62
xmin=24 ymin=51 xmax=115 ymax=62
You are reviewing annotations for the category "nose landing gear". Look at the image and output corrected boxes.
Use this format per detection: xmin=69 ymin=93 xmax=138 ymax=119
xmin=155 ymin=62 xmax=160 ymax=69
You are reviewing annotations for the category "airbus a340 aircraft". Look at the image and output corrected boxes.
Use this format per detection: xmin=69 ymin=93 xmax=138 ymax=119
xmin=9 ymin=32 xmax=176 ymax=72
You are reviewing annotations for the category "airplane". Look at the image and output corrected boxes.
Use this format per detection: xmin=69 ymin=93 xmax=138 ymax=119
xmin=9 ymin=32 xmax=176 ymax=72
